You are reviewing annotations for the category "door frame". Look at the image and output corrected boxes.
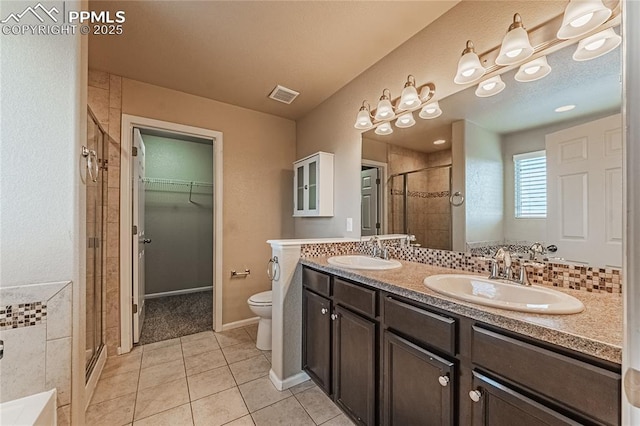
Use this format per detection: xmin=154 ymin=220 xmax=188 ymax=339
xmin=361 ymin=159 xmax=388 ymax=235
xmin=119 ymin=114 xmax=223 ymax=353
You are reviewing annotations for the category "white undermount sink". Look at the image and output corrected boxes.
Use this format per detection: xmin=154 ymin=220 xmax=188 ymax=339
xmin=424 ymin=274 xmax=584 ymax=314
xmin=327 ymin=255 xmax=402 ymax=270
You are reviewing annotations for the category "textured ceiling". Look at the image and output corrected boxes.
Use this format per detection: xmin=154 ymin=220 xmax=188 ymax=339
xmin=88 ymin=1 xmax=459 ymax=120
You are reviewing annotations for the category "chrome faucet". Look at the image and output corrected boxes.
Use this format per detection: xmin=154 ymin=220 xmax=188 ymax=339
xmin=369 ymin=236 xmax=389 ymax=259
xmin=490 ymin=247 xmax=512 ymax=280
xmin=488 ymin=247 xmax=534 ymax=286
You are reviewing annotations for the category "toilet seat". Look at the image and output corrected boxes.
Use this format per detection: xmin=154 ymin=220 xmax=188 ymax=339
xmin=248 ymin=290 xmax=272 ymax=306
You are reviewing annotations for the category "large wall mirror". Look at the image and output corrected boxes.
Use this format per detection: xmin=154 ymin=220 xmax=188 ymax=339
xmin=361 ymin=34 xmax=622 ymax=268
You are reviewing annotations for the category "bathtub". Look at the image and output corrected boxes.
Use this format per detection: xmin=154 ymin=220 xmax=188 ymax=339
xmin=0 ymin=389 xmax=57 ymax=425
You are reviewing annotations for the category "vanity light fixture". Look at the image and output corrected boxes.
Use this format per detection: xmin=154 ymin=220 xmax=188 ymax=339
xmin=395 ymin=112 xmax=416 ymax=129
xmin=557 ymin=0 xmax=612 ymax=40
xmin=515 ymin=56 xmax=552 ymax=82
xmin=419 ymin=83 xmax=436 ymax=103
xmin=475 ymin=75 xmax=506 ymax=97
xmin=374 ymin=89 xmax=395 ymax=121
xmin=353 ymin=101 xmax=374 ymax=130
xmin=454 ymin=40 xmax=486 ymax=85
xmin=554 ymin=104 xmax=576 ymax=112
xmin=496 ymin=14 xmax=534 ymax=66
xmin=419 ymin=101 xmax=442 ymax=119
xmin=375 ymin=122 xmax=393 ymax=135
xmin=573 ymin=28 xmax=621 ymax=61
xmin=433 ymin=139 xmax=446 ymax=145
xmin=398 ymin=75 xmax=420 ymax=111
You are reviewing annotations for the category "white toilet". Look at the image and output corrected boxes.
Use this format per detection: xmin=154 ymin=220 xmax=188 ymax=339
xmin=247 ymin=290 xmax=272 ymax=350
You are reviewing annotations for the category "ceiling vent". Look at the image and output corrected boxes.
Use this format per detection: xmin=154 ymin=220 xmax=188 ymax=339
xmin=268 ymin=85 xmax=300 ymax=104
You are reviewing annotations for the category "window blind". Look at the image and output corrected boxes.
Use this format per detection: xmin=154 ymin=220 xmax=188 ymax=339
xmin=514 ymin=150 xmax=547 ymax=218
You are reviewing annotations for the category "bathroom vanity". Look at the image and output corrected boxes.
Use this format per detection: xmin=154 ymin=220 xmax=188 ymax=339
xmin=300 ymin=259 xmax=622 ymax=426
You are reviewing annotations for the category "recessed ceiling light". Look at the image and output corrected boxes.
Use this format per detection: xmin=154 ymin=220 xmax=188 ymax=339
xmin=555 ymin=104 xmax=576 ymax=113
xmin=433 ymin=139 xmax=446 ymax=145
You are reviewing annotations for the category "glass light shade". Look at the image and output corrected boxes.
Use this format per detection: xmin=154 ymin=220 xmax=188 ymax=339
xmin=496 ymin=26 xmax=534 ymax=65
xmin=515 ymin=56 xmax=552 ymax=82
xmin=374 ymin=98 xmax=394 ymax=121
xmin=418 ymin=101 xmax=442 ymax=119
xmin=395 ymin=112 xmax=416 ymax=129
xmin=398 ymin=85 xmax=420 ymax=110
xmin=454 ymin=50 xmax=485 ymax=84
xmin=354 ymin=107 xmax=373 ymax=130
xmin=557 ymin=0 xmax=612 ymax=39
xmin=573 ymin=28 xmax=621 ymax=61
xmin=475 ymin=75 xmax=506 ymax=97
xmin=375 ymin=122 xmax=393 ymax=135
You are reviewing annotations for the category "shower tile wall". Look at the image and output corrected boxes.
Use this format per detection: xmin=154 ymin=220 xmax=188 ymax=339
xmin=0 ymin=282 xmax=72 ymax=408
xmin=388 ymin=145 xmax=452 ymax=250
xmin=88 ymin=70 xmax=122 ymax=356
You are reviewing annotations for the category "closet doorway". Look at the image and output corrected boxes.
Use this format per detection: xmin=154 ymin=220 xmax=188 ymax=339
xmin=120 ymin=116 xmax=223 ymax=352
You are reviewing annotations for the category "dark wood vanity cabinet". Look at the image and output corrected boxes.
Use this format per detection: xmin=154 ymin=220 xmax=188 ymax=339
xmin=302 ymin=268 xmax=379 ymax=425
xmin=301 ymin=266 xmax=622 ymax=426
xmin=302 ymin=287 xmax=332 ymax=394
xmin=383 ymin=331 xmax=455 ymax=425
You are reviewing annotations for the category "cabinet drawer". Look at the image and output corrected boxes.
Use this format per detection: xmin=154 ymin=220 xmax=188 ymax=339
xmin=334 ymin=278 xmax=377 ymax=318
xmin=303 ymin=267 xmax=331 ymax=297
xmin=384 ymin=296 xmax=456 ymax=356
xmin=472 ymin=326 xmax=620 ymax=426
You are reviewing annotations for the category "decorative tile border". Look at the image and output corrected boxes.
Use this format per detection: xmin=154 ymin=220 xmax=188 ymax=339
xmin=0 ymin=302 xmax=47 ymax=330
xmin=301 ymin=239 xmax=622 ymax=294
xmin=466 ymin=240 xmax=535 ymax=257
xmin=390 ymin=189 xmax=450 ymax=199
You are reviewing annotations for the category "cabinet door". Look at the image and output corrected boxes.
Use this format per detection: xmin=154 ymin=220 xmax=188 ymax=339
xmin=383 ymin=331 xmax=455 ymax=426
xmin=307 ymin=158 xmax=318 ymax=212
xmin=333 ymin=305 xmax=376 ymax=425
xmin=302 ymin=289 xmax=332 ymax=394
xmin=470 ymin=371 xmax=581 ymax=426
xmin=295 ymin=163 xmax=306 ymax=214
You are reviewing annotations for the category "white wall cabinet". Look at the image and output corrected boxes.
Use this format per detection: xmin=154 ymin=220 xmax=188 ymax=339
xmin=294 ymin=152 xmax=334 ymax=217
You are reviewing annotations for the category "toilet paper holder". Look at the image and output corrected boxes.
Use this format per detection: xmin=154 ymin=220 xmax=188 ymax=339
xmin=231 ymin=269 xmax=251 ymax=278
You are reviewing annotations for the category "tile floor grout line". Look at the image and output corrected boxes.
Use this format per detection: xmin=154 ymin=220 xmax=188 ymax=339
xmin=180 ymin=339 xmax=197 ymax=426
xmin=291 ymin=388 xmax=322 ymax=425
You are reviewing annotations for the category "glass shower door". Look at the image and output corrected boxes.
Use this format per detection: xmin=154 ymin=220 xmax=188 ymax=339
xmin=85 ymin=108 xmax=106 ymax=380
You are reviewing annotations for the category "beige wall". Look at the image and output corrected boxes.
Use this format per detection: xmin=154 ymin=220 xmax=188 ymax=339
xmin=121 ymin=78 xmax=296 ymax=324
xmin=295 ymin=1 xmax=566 ymax=239
xmin=362 ymin=137 xmax=387 ymax=163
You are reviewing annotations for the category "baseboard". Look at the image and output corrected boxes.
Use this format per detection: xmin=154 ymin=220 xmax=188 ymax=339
xmin=221 ymin=317 xmax=259 ymax=331
xmin=145 ymin=286 xmax=213 ymax=299
xmin=269 ymin=369 xmax=310 ymax=391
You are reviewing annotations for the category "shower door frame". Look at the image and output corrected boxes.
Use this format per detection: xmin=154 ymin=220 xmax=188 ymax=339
xmin=119 ymin=115 xmax=224 ymax=354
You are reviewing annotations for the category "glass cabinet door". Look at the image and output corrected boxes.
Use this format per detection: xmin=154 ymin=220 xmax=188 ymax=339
xmin=296 ymin=164 xmax=305 ymax=212
xmin=308 ymin=160 xmax=317 ymax=211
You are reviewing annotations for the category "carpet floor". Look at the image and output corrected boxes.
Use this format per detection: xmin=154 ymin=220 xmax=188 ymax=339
xmin=138 ymin=290 xmax=213 ymax=345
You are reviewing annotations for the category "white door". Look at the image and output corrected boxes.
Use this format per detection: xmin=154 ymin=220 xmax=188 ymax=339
xmin=132 ymin=128 xmax=147 ymax=343
xmin=361 ymin=168 xmax=379 ymax=236
xmin=546 ymin=114 xmax=622 ymax=267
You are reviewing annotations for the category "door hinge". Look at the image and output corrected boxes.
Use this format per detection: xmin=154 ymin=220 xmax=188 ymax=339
xmin=376 ymin=178 xmax=381 ymax=185
xmin=132 ymin=303 xmax=138 ymax=314
xmin=132 ymin=146 xmax=138 ymax=156
xmin=133 ymin=225 xmax=138 ymax=235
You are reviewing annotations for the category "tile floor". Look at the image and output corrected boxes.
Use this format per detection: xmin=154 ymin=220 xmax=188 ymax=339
xmin=87 ymin=324 xmax=355 ymax=425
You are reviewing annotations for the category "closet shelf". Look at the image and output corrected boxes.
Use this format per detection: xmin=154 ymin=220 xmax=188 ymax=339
xmin=142 ymin=177 xmax=213 ymax=202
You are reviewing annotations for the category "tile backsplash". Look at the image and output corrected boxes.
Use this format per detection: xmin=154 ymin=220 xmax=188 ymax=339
xmin=300 ymin=239 xmax=622 ymax=294
xmin=0 ymin=281 xmax=72 ymax=408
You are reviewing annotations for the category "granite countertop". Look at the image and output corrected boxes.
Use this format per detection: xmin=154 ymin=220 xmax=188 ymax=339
xmin=300 ymin=257 xmax=623 ymax=364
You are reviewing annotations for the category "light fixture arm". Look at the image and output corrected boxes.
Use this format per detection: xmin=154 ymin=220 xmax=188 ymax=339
xmin=420 ymin=82 xmax=436 ymax=103
xmin=462 ymin=40 xmax=476 ymax=55
xmin=509 ymin=13 xmax=525 ymax=31
xmin=379 ymin=88 xmax=392 ymax=101
xmin=404 ymin=75 xmax=416 ymax=88
xmin=359 ymin=100 xmax=373 ymax=117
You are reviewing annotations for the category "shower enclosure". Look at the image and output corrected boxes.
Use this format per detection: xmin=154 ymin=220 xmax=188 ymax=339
xmin=85 ymin=108 xmax=107 ymax=380
xmin=389 ymin=164 xmax=452 ymax=250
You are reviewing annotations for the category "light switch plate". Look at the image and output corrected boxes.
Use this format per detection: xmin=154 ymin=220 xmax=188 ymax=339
xmin=346 ymin=217 xmax=353 ymax=232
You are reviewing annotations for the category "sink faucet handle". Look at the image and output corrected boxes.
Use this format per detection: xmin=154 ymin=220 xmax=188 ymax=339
xmin=528 ymin=242 xmax=546 ymax=261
